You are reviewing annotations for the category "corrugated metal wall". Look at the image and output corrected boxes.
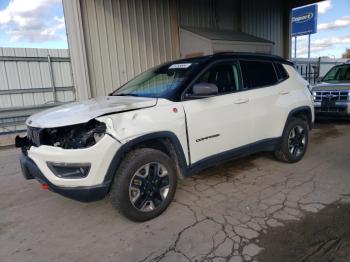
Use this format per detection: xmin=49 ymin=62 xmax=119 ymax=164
xmin=80 ymin=0 xmax=180 ymax=97
xmin=241 ymin=0 xmax=284 ymax=56
xmin=0 ymin=48 xmax=75 ymax=133
xmin=74 ymin=0 xmax=286 ymax=98
xmin=79 ymin=0 xmax=220 ymax=97
xmin=62 ymin=0 xmax=92 ymax=101
xmin=178 ymin=0 xmax=217 ymax=28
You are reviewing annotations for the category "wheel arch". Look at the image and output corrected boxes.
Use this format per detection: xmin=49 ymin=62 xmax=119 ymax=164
xmin=283 ymin=106 xmax=313 ymax=135
xmin=103 ymin=131 xmax=188 ymax=189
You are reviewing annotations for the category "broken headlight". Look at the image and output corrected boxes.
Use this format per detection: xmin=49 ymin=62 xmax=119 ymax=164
xmin=41 ymin=119 xmax=106 ymax=149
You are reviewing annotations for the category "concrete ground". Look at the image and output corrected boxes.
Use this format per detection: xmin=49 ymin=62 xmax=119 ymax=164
xmin=0 ymin=121 xmax=349 ymax=262
xmin=258 ymin=201 xmax=350 ymax=261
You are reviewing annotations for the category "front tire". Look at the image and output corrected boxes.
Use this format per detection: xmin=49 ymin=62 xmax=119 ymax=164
xmin=110 ymin=148 xmax=177 ymax=222
xmin=275 ymin=117 xmax=309 ymax=163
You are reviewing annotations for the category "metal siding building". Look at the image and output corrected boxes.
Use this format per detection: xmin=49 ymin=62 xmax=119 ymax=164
xmin=79 ymin=0 xmax=180 ymax=97
xmin=0 ymin=48 xmax=75 ymax=133
xmin=66 ymin=0 xmax=221 ymax=99
xmin=241 ymin=0 xmax=285 ymax=56
xmin=62 ymin=0 xmax=320 ymax=101
xmin=178 ymin=0 xmax=217 ymax=29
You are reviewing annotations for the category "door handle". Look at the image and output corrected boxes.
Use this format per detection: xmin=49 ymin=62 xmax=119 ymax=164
xmin=234 ymin=98 xmax=249 ymax=104
xmin=279 ymin=90 xmax=290 ymax=95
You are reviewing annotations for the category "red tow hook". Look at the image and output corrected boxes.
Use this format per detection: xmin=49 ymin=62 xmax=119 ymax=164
xmin=41 ymin=183 xmax=49 ymax=190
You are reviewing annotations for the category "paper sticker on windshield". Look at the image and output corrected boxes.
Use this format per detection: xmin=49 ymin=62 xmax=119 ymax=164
xmin=169 ymin=63 xmax=192 ymax=69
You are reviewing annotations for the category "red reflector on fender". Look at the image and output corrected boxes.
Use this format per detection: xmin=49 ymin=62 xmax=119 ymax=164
xmin=41 ymin=183 xmax=49 ymax=190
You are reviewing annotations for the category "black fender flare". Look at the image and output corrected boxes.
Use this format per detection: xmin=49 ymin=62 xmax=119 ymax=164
xmin=282 ymin=106 xmax=313 ymax=136
xmin=103 ymin=131 xmax=189 ymax=187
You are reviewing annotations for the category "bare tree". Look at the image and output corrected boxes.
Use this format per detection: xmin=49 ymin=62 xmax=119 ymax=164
xmin=342 ymin=48 xmax=350 ymax=58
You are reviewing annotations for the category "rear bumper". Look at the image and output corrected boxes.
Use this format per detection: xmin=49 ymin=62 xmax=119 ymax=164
xmin=20 ymin=153 xmax=109 ymax=202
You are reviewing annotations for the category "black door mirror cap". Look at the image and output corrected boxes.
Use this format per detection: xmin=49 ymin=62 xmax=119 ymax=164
xmin=190 ymin=82 xmax=218 ymax=98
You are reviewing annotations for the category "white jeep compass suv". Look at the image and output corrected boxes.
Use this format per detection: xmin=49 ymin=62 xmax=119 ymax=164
xmin=16 ymin=53 xmax=314 ymax=221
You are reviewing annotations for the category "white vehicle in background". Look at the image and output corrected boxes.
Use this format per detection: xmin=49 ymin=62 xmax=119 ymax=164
xmin=312 ymin=61 xmax=350 ymax=118
xmin=16 ymin=53 xmax=314 ymax=221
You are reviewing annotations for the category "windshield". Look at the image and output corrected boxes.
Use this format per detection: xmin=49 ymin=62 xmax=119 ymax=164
xmin=111 ymin=60 xmax=203 ymax=98
xmin=322 ymin=65 xmax=350 ymax=83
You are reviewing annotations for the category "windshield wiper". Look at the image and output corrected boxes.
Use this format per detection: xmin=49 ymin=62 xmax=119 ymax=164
xmin=112 ymin=93 xmax=140 ymax=97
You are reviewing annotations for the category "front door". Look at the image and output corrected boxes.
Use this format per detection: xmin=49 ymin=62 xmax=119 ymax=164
xmin=181 ymin=61 xmax=253 ymax=164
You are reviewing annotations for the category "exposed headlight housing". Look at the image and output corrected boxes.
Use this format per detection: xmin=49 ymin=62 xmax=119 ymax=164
xmin=41 ymin=119 xmax=106 ymax=149
xmin=47 ymin=162 xmax=91 ymax=179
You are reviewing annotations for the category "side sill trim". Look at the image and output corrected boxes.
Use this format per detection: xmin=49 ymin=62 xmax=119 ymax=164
xmin=103 ymin=133 xmax=282 ymax=188
xmin=185 ymin=137 xmax=282 ymax=176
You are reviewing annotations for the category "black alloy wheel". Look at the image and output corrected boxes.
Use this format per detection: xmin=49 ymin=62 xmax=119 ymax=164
xmin=110 ymin=148 xmax=177 ymax=222
xmin=275 ymin=117 xmax=309 ymax=163
xmin=129 ymin=162 xmax=170 ymax=212
xmin=287 ymin=125 xmax=306 ymax=158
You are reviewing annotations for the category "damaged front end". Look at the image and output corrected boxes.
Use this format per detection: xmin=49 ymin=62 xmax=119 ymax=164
xmin=16 ymin=119 xmax=107 ymax=150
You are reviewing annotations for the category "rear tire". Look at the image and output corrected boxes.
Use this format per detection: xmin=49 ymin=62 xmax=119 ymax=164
xmin=275 ymin=117 xmax=309 ymax=163
xmin=110 ymin=148 xmax=177 ymax=222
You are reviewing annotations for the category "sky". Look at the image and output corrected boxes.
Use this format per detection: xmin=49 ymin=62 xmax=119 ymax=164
xmin=0 ymin=0 xmax=67 ymax=49
xmin=292 ymin=0 xmax=350 ymax=58
xmin=0 ymin=0 xmax=349 ymax=58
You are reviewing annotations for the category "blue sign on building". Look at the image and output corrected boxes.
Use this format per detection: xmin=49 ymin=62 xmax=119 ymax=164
xmin=292 ymin=4 xmax=318 ymax=37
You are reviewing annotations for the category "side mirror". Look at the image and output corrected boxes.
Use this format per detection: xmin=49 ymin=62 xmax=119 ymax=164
xmin=189 ymin=83 xmax=218 ymax=98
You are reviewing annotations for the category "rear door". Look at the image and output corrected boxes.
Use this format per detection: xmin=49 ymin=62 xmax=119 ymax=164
xmin=239 ymin=60 xmax=291 ymax=142
xmin=181 ymin=60 xmax=253 ymax=164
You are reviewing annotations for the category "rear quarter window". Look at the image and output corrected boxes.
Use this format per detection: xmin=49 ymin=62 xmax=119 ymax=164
xmin=274 ymin=63 xmax=289 ymax=82
xmin=240 ymin=60 xmax=278 ymax=89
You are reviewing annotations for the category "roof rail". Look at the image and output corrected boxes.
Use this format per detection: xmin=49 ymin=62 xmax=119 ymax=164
xmin=213 ymin=51 xmax=285 ymax=59
xmin=211 ymin=52 xmax=293 ymax=65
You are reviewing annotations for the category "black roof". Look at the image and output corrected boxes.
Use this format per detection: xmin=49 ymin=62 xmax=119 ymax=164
xmin=213 ymin=52 xmax=294 ymax=65
xmin=172 ymin=52 xmax=294 ymax=66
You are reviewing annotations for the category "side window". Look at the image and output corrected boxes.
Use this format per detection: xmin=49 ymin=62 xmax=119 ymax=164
xmin=274 ymin=63 xmax=289 ymax=82
xmin=240 ymin=60 xmax=278 ymax=89
xmin=192 ymin=62 xmax=241 ymax=94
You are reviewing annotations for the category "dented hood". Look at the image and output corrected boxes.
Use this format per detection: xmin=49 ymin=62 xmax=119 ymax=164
xmin=26 ymin=96 xmax=157 ymax=128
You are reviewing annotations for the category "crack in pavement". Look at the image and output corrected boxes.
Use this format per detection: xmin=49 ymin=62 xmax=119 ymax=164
xmin=135 ymin=125 xmax=350 ymax=262
xmin=1 ymin=123 xmax=350 ymax=262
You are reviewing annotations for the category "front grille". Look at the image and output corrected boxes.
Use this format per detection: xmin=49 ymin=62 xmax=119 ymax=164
xmin=27 ymin=126 xmax=42 ymax=146
xmin=314 ymin=90 xmax=349 ymax=102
